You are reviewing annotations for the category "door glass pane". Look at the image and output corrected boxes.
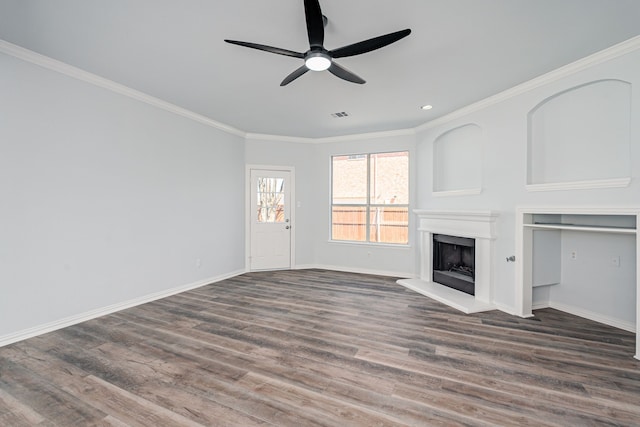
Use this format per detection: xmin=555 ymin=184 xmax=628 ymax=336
xmin=332 ymin=206 xmax=366 ymax=241
xmin=332 ymin=155 xmax=367 ymax=204
xmin=256 ymin=177 xmax=285 ymax=223
xmin=369 ymin=207 xmax=408 ymax=244
xmin=369 ymin=151 xmax=409 ymax=204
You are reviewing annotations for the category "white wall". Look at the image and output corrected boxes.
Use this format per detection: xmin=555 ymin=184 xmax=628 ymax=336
xmin=415 ymin=47 xmax=640 ymax=318
xmin=433 ymin=124 xmax=483 ymax=192
xmin=0 ymin=52 xmax=246 ymax=341
xmin=245 ymin=132 xmax=418 ymax=277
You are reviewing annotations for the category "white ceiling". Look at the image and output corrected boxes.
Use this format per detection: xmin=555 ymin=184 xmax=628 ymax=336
xmin=1 ymin=0 xmax=639 ymax=138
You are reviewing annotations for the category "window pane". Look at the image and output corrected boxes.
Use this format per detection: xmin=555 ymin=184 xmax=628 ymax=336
xmin=369 ymin=151 xmax=409 ymax=204
xmin=332 ymin=155 xmax=367 ymax=204
xmin=256 ymin=177 xmax=284 ymax=223
xmin=369 ymin=207 xmax=408 ymax=244
xmin=332 ymin=206 xmax=366 ymax=241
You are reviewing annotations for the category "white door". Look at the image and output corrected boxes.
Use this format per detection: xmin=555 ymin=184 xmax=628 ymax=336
xmin=249 ymin=169 xmax=292 ymax=270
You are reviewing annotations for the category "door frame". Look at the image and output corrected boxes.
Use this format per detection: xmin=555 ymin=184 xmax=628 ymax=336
xmin=245 ymin=165 xmax=296 ymax=271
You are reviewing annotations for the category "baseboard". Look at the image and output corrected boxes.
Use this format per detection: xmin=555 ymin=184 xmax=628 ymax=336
xmin=544 ymin=301 xmax=635 ymax=333
xmin=531 ymin=302 xmax=550 ymax=310
xmin=294 ymin=264 xmax=415 ymax=279
xmin=493 ymin=301 xmax=520 ymax=316
xmin=0 ymin=269 xmax=246 ymax=348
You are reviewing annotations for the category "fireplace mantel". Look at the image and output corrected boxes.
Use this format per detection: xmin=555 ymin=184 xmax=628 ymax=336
xmin=414 ymin=209 xmax=499 ymax=239
xmin=398 ymin=210 xmax=499 ymax=313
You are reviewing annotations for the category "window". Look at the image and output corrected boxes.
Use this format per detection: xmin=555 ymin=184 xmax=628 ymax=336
xmin=331 ymin=151 xmax=409 ymax=244
xmin=256 ymin=177 xmax=285 ymax=223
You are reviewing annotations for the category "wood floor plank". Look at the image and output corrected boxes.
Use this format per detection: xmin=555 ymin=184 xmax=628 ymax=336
xmin=0 ymin=356 xmax=107 ymax=425
xmin=75 ymin=375 xmax=206 ymax=427
xmin=0 ymin=387 xmax=46 ymax=425
xmin=1 ymin=269 xmax=639 ymax=426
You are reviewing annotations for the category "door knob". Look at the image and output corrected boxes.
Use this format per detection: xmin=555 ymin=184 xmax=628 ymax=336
xmin=285 ymin=225 xmax=290 ymax=229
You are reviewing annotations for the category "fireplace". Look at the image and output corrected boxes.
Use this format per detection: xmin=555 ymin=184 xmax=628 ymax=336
xmin=397 ymin=210 xmax=499 ymax=314
xmin=433 ymin=234 xmax=475 ymax=295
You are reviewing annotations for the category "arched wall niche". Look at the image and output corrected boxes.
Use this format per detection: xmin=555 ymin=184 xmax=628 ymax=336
xmin=433 ymin=123 xmax=483 ymax=195
xmin=527 ymin=79 xmax=631 ymax=189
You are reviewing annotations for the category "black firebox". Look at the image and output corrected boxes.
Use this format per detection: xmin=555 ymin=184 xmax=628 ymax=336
xmin=432 ymin=234 xmax=475 ymax=295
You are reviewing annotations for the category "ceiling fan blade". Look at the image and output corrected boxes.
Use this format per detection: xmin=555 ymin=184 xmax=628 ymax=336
xmin=280 ymin=65 xmax=310 ymax=86
xmin=225 ymin=39 xmax=304 ymax=58
xmin=304 ymin=0 xmax=325 ymax=48
xmin=328 ymin=62 xmax=365 ymax=84
xmin=329 ymin=29 xmax=411 ymax=58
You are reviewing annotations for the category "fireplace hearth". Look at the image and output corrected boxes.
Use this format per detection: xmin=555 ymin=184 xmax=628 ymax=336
xmin=433 ymin=234 xmax=475 ymax=295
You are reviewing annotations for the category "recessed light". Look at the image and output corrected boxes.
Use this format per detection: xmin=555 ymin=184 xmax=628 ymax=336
xmin=420 ymin=104 xmax=433 ymax=110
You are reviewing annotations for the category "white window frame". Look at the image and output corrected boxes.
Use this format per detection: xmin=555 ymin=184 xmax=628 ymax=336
xmin=330 ymin=151 xmax=409 ymax=245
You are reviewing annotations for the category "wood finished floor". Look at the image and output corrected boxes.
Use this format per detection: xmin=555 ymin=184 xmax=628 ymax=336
xmin=1 ymin=269 xmax=639 ymax=426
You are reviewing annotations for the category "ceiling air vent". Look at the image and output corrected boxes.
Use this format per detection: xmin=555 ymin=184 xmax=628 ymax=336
xmin=331 ymin=111 xmax=350 ymax=118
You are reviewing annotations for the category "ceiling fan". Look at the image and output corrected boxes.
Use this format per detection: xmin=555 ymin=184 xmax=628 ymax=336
xmin=224 ymin=0 xmax=411 ymax=86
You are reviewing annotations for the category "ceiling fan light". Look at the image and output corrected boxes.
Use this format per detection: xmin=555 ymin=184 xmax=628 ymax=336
xmin=305 ymin=53 xmax=331 ymax=71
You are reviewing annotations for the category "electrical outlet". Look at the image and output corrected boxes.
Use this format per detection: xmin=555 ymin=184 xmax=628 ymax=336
xmin=196 ymin=258 xmax=202 ymax=268
xmin=570 ymin=250 xmax=577 ymax=260
xmin=611 ymin=256 xmax=620 ymax=267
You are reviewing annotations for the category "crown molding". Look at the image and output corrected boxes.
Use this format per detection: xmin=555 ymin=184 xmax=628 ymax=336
xmin=4 ymin=34 xmax=639 ymax=142
xmin=246 ymin=127 xmax=416 ymax=144
xmin=245 ymin=133 xmax=315 ymax=144
xmin=2 ymin=37 xmax=413 ymax=144
xmin=316 ymin=128 xmax=416 ymax=143
xmin=415 ymin=35 xmax=640 ymax=132
xmin=0 ymin=39 xmax=246 ymax=138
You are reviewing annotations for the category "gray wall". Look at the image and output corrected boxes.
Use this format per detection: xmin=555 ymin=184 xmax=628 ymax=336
xmin=245 ymin=132 xmax=418 ymax=277
xmin=555 ymin=232 xmax=636 ymax=325
xmin=245 ymin=47 xmax=639 ymax=325
xmin=312 ymin=134 xmax=417 ymax=276
xmin=244 ymin=138 xmax=320 ymax=266
xmin=2 ymin=37 xmax=638 ymax=343
xmin=0 ymin=52 xmax=246 ymax=339
xmin=415 ymin=49 xmax=639 ymax=320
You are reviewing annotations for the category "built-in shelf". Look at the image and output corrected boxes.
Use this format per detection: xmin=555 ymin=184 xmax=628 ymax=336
xmin=524 ymin=223 xmax=636 ymax=234
xmin=515 ymin=206 xmax=640 ymax=361
xmin=433 ymin=124 xmax=483 ymax=194
xmin=525 ymin=177 xmax=631 ymax=192
xmin=526 ymin=80 xmax=632 ymax=188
